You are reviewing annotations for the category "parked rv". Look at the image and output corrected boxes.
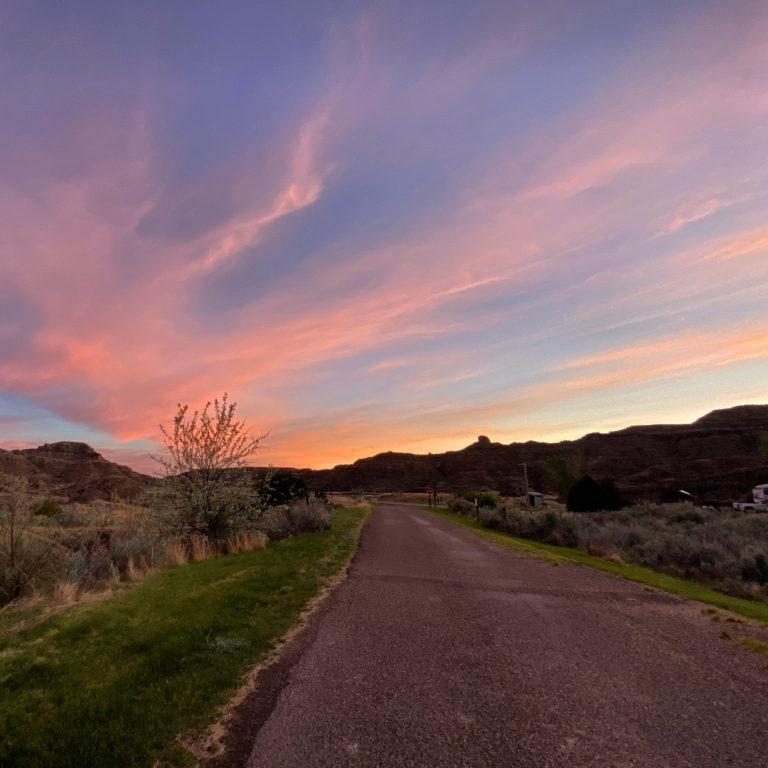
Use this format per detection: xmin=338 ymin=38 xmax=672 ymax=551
xmin=732 ymin=483 xmax=768 ymax=512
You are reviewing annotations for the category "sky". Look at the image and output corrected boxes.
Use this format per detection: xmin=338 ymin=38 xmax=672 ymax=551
xmin=0 ymin=0 xmax=767 ymax=473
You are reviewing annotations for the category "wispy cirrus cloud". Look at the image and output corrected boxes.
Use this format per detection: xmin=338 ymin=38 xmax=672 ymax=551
xmin=0 ymin=0 xmax=767 ymax=470
xmin=192 ymin=109 xmax=333 ymax=274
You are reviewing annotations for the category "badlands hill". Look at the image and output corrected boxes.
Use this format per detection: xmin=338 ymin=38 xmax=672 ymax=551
xmin=298 ymin=405 xmax=768 ymax=503
xmin=1 ymin=405 xmax=766 ymax=504
xmin=0 ymin=441 xmax=156 ymax=502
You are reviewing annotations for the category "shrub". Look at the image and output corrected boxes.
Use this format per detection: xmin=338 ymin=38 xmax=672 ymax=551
xmin=64 ymin=550 xmax=88 ymax=584
xmin=567 ymin=475 xmax=627 ymax=512
xmin=34 ymin=497 xmax=64 ymax=518
xmin=258 ymin=498 xmax=331 ymax=541
xmin=477 ymin=506 xmax=503 ymax=529
xmin=598 ymin=479 xmax=628 ymax=510
xmin=448 ymin=497 xmax=475 ymax=515
xmin=742 ymin=553 xmax=768 ymax=585
xmin=567 ymin=475 xmax=603 ymax=512
xmin=108 ymin=526 xmax=165 ymax=574
xmin=458 ymin=490 xmax=502 ymax=510
xmin=0 ymin=476 xmax=54 ymax=604
xmin=38 ymin=510 xmax=89 ymax=528
xmin=443 ymin=494 xmax=768 ymax=597
xmin=546 ymin=511 xmax=580 ymax=548
xmin=62 ymin=538 xmax=113 ymax=584
xmin=541 ymin=456 xmax=576 ymax=497
xmin=252 ymin=471 xmax=308 ymax=507
xmin=496 ymin=506 xmax=582 ymax=548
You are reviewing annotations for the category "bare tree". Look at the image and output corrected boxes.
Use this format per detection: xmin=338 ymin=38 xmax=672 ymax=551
xmin=0 ymin=476 xmax=51 ymax=604
xmin=154 ymin=394 xmax=267 ymax=543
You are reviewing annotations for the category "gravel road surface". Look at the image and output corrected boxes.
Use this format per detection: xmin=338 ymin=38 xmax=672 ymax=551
xmin=243 ymin=503 xmax=768 ymax=767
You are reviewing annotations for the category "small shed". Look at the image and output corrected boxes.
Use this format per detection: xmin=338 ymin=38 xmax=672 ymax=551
xmin=524 ymin=491 xmax=545 ymax=507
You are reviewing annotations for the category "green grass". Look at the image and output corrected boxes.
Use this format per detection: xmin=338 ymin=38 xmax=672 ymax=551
xmin=0 ymin=600 xmax=50 ymax=638
xmin=0 ymin=507 xmax=369 ymax=768
xmin=740 ymin=636 xmax=768 ymax=657
xmin=425 ymin=507 xmax=768 ymax=625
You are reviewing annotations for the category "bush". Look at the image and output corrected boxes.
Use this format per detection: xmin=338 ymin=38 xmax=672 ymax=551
xmin=442 ymin=494 xmax=768 ymax=598
xmin=253 ymin=471 xmax=308 ymax=507
xmin=742 ymin=553 xmax=768 ymax=585
xmin=258 ymin=498 xmax=331 ymax=541
xmin=566 ymin=476 xmax=602 ymax=512
xmin=567 ymin=475 xmax=627 ymax=512
xmin=38 ymin=510 xmax=89 ymax=528
xmin=109 ymin=527 xmax=165 ymax=574
xmin=64 ymin=550 xmax=88 ymax=584
xmin=34 ymin=497 xmax=64 ymax=518
xmin=448 ymin=497 xmax=475 ymax=515
xmin=60 ymin=530 xmax=115 ymax=584
xmin=0 ymin=476 xmax=54 ymax=604
xmin=458 ymin=490 xmax=502 ymax=509
xmin=598 ymin=479 xmax=628 ymax=510
xmin=477 ymin=506 xmax=503 ymax=529
xmin=541 ymin=456 xmax=576 ymax=497
xmin=502 ymin=507 xmax=581 ymax=547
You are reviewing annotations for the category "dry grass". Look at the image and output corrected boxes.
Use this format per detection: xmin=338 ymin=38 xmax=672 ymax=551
xmin=223 ymin=530 xmax=267 ymax=554
xmin=2 ymin=582 xmax=130 ymax=639
xmin=68 ymin=499 xmax=150 ymax=525
xmin=165 ymin=541 xmax=187 ymax=566
xmin=329 ymin=493 xmax=372 ymax=508
xmin=189 ymin=536 xmax=215 ymax=562
xmin=52 ymin=581 xmax=79 ymax=604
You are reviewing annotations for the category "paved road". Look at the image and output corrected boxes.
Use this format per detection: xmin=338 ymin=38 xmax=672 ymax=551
xmin=243 ymin=504 xmax=768 ymax=767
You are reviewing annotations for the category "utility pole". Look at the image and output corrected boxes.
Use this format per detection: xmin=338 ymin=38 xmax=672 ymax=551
xmin=520 ymin=462 xmax=529 ymax=503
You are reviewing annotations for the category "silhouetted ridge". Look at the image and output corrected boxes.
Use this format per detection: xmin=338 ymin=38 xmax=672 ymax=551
xmin=694 ymin=405 xmax=768 ymax=426
xmin=296 ymin=405 xmax=768 ymax=503
xmin=1 ymin=405 xmax=766 ymax=504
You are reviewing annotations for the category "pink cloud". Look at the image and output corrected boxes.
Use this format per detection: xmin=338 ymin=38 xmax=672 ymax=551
xmin=191 ymin=109 xmax=333 ymax=274
xmin=1 ymin=2 xmax=767 ymax=473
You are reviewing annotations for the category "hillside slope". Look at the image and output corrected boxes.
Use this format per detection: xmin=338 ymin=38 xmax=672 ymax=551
xmin=1 ymin=406 xmax=766 ymax=503
xmin=299 ymin=405 xmax=768 ymax=503
xmin=0 ymin=442 xmax=155 ymax=502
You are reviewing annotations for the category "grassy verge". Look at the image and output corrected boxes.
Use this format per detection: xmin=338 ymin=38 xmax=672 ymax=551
xmin=425 ymin=507 xmax=768 ymax=625
xmin=0 ymin=599 xmax=51 ymax=638
xmin=0 ymin=507 xmax=369 ymax=768
xmin=740 ymin=636 xmax=768 ymax=658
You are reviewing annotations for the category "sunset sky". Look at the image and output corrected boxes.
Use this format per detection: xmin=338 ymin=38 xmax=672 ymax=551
xmin=1 ymin=0 xmax=767 ymax=473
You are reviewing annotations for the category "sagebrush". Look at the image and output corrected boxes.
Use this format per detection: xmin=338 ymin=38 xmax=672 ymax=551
xmin=448 ymin=495 xmax=768 ymax=598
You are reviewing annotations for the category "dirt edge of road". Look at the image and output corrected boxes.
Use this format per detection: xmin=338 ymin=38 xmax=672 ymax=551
xmin=181 ymin=506 xmax=372 ymax=768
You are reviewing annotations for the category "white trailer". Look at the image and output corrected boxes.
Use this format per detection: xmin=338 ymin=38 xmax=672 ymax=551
xmin=733 ymin=484 xmax=768 ymax=512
